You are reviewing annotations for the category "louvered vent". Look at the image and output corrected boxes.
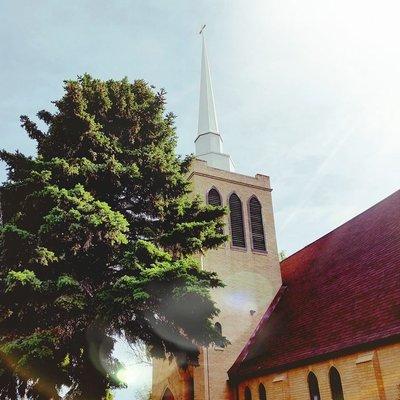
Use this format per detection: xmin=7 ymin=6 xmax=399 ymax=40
xmin=208 ymin=188 xmax=223 ymax=234
xmin=249 ymin=196 xmax=266 ymax=251
xmin=229 ymin=193 xmax=246 ymax=248
xmin=207 ymin=188 xmax=222 ymax=206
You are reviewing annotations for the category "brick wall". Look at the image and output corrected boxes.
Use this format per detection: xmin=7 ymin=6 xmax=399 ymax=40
xmin=236 ymin=342 xmax=400 ymax=400
xmin=152 ymin=159 xmax=282 ymax=400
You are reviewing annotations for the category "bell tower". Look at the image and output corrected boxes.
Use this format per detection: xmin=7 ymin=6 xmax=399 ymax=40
xmin=152 ymin=31 xmax=282 ymax=400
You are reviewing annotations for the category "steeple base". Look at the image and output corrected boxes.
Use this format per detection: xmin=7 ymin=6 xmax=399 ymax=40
xmin=195 ymin=131 xmax=235 ymax=172
xmin=196 ymin=152 xmax=235 ymax=172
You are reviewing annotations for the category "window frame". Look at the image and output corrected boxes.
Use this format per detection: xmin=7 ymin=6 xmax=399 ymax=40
xmin=228 ymin=192 xmax=247 ymax=250
xmin=244 ymin=386 xmax=252 ymax=400
xmin=206 ymin=186 xmax=223 ymax=207
xmin=258 ymin=383 xmax=267 ymax=400
xmin=214 ymin=321 xmax=225 ymax=350
xmin=329 ymin=366 xmax=345 ymax=400
xmin=247 ymin=195 xmax=267 ymax=253
xmin=206 ymin=186 xmax=225 ymax=238
xmin=307 ymin=371 xmax=321 ymax=400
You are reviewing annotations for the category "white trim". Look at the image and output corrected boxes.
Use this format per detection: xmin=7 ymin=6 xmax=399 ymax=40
xmin=356 ymin=352 xmax=374 ymax=364
xmin=273 ymin=373 xmax=287 ymax=382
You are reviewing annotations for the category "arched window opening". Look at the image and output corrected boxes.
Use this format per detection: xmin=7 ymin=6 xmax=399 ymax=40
xmin=207 ymin=187 xmax=222 ymax=206
xmin=258 ymin=383 xmax=267 ymax=400
xmin=208 ymin=188 xmax=223 ymax=234
xmin=308 ymin=372 xmax=321 ymax=400
xmin=162 ymin=388 xmax=175 ymax=400
xmin=214 ymin=322 xmax=224 ymax=348
xmin=229 ymin=193 xmax=246 ymax=248
xmin=329 ymin=367 xmax=344 ymax=400
xmin=244 ymin=386 xmax=252 ymax=400
xmin=249 ymin=196 xmax=266 ymax=251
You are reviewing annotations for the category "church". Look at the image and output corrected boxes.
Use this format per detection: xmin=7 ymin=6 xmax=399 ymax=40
xmin=151 ymin=34 xmax=400 ymax=400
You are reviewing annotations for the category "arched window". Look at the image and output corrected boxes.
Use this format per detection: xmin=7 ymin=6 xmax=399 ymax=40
xmin=214 ymin=322 xmax=224 ymax=348
xmin=308 ymin=372 xmax=321 ymax=400
xmin=249 ymin=196 xmax=266 ymax=251
xmin=244 ymin=386 xmax=252 ymax=400
xmin=258 ymin=383 xmax=267 ymax=400
xmin=208 ymin=188 xmax=223 ymax=234
xmin=229 ymin=193 xmax=246 ymax=248
xmin=162 ymin=388 xmax=175 ymax=400
xmin=207 ymin=187 xmax=222 ymax=206
xmin=329 ymin=367 xmax=344 ymax=400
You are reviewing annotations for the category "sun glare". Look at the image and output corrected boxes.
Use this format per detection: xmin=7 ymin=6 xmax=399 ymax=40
xmin=116 ymin=363 xmax=152 ymax=386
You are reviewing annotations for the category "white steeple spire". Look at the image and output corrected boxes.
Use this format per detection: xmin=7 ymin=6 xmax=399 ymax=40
xmin=195 ymin=28 xmax=235 ymax=172
xmin=198 ymin=34 xmax=219 ymax=135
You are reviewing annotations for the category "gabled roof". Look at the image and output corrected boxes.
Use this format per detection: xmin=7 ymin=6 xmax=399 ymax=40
xmin=229 ymin=190 xmax=400 ymax=380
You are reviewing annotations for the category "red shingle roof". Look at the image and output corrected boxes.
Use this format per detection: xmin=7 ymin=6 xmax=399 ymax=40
xmin=229 ymin=190 xmax=400 ymax=380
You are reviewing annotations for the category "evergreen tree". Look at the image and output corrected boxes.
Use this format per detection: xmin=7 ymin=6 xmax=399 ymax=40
xmin=0 ymin=75 xmax=227 ymax=399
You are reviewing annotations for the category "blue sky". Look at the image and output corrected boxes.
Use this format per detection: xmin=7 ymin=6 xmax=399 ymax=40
xmin=1 ymin=1 xmax=399 ymax=397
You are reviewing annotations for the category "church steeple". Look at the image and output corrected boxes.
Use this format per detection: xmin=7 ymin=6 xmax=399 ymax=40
xmin=195 ymin=29 xmax=234 ymax=172
xmin=198 ymin=34 xmax=219 ymax=135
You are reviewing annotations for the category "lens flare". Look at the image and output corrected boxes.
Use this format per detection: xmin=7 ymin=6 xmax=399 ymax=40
xmin=116 ymin=366 xmax=137 ymax=384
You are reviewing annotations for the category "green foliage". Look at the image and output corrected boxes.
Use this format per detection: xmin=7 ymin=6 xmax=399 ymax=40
xmin=0 ymin=75 xmax=227 ymax=399
xmin=1 ymin=332 xmax=58 ymax=371
xmin=104 ymin=390 xmax=115 ymax=400
xmin=5 ymin=270 xmax=42 ymax=293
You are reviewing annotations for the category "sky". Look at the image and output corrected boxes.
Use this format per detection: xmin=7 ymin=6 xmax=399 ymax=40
xmin=1 ymin=0 xmax=400 ymax=397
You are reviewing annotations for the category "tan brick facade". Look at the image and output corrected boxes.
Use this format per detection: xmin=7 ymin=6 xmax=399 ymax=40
xmin=152 ymin=159 xmax=282 ymax=400
xmin=151 ymin=159 xmax=400 ymax=400
xmin=235 ymin=342 xmax=400 ymax=400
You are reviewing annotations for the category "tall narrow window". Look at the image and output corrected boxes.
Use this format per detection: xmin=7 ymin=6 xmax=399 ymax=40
xmin=229 ymin=193 xmax=246 ymax=248
xmin=249 ymin=196 xmax=266 ymax=251
xmin=308 ymin=372 xmax=321 ymax=400
xmin=244 ymin=387 xmax=252 ymax=400
xmin=188 ymin=376 xmax=194 ymax=400
xmin=329 ymin=367 xmax=344 ymax=400
xmin=258 ymin=383 xmax=267 ymax=400
xmin=208 ymin=187 xmax=223 ymax=234
xmin=214 ymin=322 xmax=224 ymax=348
xmin=207 ymin=187 xmax=222 ymax=206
